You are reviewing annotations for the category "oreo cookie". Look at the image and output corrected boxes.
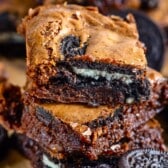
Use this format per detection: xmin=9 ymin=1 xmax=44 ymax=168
xmin=119 ymin=149 xmax=168 ymax=168
xmin=109 ymin=9 xmax=165 ymax=71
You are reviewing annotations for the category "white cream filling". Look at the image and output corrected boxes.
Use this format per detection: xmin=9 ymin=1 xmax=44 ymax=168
xmin=43 ymin=155 xmax=61 ymax=168
xmin=110 ymin=144 xmax=121 ymax=151
xmin=72 ymin=67 xmax=133 ymax=84
xmin=126 ymin=97 xmax=135 ymax=104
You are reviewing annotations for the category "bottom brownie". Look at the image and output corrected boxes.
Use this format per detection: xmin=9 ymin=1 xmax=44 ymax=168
xmin=14 ymin=119 xmax=166 ymax=168
xmin=21 ymin=98 xmax=165 ymax=160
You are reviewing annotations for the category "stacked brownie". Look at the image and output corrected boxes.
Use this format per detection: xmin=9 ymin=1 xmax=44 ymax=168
xmin=16 ymin=4 xmax=168 ymax=167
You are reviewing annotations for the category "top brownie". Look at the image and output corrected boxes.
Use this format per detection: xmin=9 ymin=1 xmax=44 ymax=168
xmin=19 ymin=4 xmax=150 ymax=106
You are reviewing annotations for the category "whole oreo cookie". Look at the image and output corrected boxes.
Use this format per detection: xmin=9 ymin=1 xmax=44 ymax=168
xmin=110 ymin=9 xmax=165 ymax=71
xmin=119 ymin=149 xmax=168 ymax=168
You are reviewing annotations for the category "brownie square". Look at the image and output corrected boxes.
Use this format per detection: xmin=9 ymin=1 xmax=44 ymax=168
xmin=19 ymin=4 xmax=150 ymax=106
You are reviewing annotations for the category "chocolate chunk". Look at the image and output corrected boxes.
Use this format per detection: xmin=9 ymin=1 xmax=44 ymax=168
xmin=140 ymin=0 xmax=159 ymax=10
xmin=61 ymin=35 xmax=87 ymax=59
xmin=110 ymin=10 xmax=165 ymax=71
xmin=119 ymin=149 xmax=168 ymax=168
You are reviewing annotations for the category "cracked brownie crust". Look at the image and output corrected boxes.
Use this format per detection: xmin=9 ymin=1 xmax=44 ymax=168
xmin=19 ymin=5 xmax=146 ymax=68
xmin=17 ymin=119 xmax=165 ymax=168
xmin=19 ymin=4 xmax=150 ymax=106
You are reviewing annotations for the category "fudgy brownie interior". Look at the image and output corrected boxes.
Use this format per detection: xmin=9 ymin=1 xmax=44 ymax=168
xmin=55 ymin=60 xmax=149 ymax=98
xmin=30 ymin=66 xmax=168 ymax=107
xmin=34 ymin=59 xmax=150 ymax=106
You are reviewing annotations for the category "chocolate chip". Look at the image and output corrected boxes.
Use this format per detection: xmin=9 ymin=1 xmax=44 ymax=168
xmin=109 ymin=9 xmax=165 ymax=71
xmin=118 ymin=149 xmax=168 ymax=168
xmin=61 ymin=35 xmax=87 ymax=59
xmin=140 ymin=0 xmax=159 ymax=10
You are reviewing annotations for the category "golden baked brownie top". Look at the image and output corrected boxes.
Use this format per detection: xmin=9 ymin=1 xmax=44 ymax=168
xmin=19 ymin=4 xmax=147 ymax=69
xmin=36 ymin=103 xmax=118 ymax=124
